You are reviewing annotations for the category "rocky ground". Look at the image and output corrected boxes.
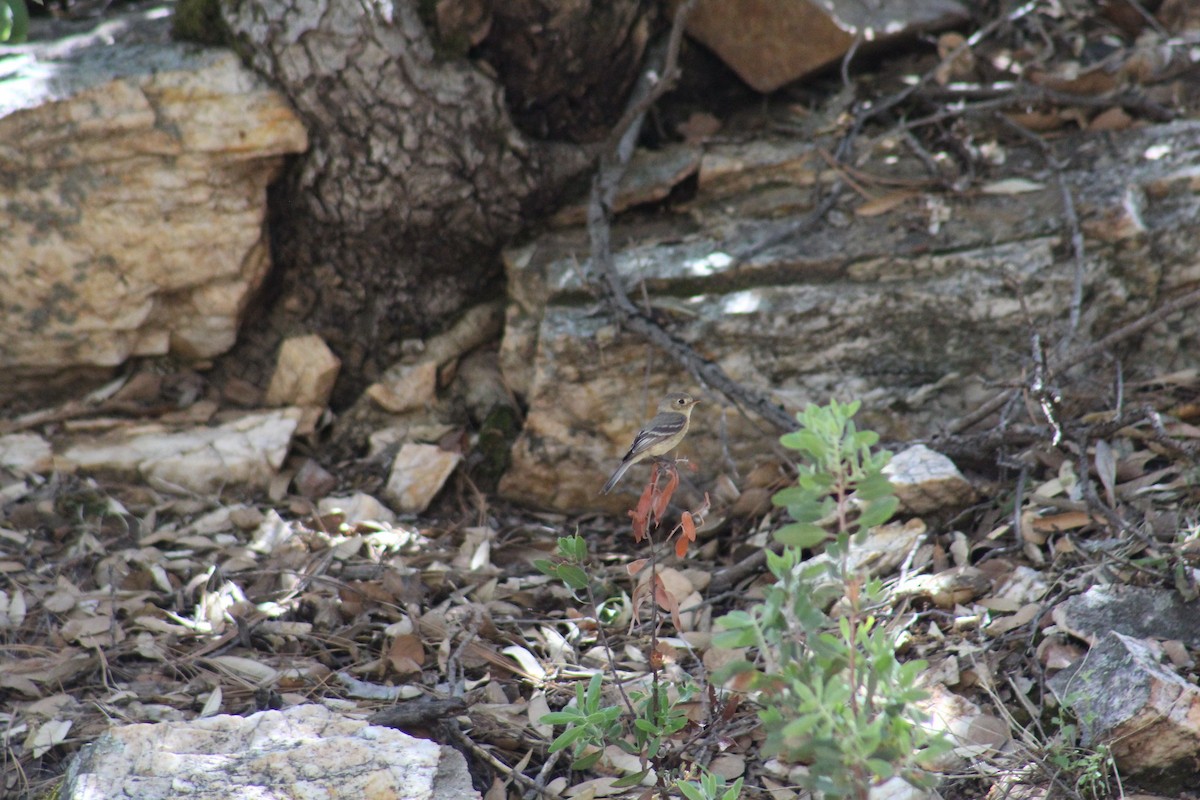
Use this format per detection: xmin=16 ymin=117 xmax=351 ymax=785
xmin=6 ymin=2 xmax=1200 ymax=799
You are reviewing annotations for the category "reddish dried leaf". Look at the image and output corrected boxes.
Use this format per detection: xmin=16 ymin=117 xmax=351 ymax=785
xmin=387 ymin=633 xmax=426 ymax=674
xmin=674 ymin=511 xmax=695 ymax=558
xmin=1030 ymin=510 xmax=1099 ymax=533
xmin=626 ymin=558 xmax=649 ymax=576
xmin=631 ymin=579 xmax=650 ymax=624
xmin=727 ymin=669 xmax=758 ymax=693
xmin=677 ymin=111 xmax=722 ymax=143
xmin=719 ymin=693 xmax=741 ymax=722
xmin=674 ymin=532 xmax=690 ymax=558
xmin=653 ymin=467 xmax=680 ymax=523
xmin=654 ymin=575 xmax=683 ymax=631
xmin=629 ymin=482 xmax=654 ymax=542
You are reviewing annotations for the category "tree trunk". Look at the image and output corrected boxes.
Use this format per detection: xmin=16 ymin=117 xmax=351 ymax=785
xmin=220 ymin=0 xmax=652 ymax=399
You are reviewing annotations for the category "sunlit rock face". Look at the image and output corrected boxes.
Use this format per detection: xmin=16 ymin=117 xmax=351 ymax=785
xmin=0 ymin=8 xmax=307 ymax=401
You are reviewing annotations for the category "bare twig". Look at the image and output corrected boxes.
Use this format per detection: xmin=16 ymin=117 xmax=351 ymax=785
xmin=947 ymin=285 xmax=1200 ymax=434
xmin=442 ymin=719 xmax=558 ymax=799
xmin=586 ymin=0 xmax=796 ymax=432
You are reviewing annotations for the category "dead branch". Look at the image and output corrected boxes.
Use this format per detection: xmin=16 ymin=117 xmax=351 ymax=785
xmin=586 ymin=0 xmax=796 ymax=433
xmin=947 ymin=285 xmax=1200 ymax=435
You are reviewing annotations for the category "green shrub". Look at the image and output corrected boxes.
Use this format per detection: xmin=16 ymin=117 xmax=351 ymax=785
xmin=714 ymin=400 xmax=951 ymax=799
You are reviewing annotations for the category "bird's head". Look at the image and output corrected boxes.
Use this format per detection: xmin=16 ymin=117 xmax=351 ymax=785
xmin=658 ymin=392 xmax=699 ymax=415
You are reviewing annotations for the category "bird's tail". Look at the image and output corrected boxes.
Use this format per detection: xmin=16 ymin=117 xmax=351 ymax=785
xmin=600 ymin=460 xmax=633 ymax=494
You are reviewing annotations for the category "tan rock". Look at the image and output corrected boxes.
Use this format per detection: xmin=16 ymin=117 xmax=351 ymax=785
xmin=385 ymin=444 xmax=461 ymax=513
xmin=60 ymin=409 xmax=301 ymax=493
xmin=919 ymin=684 xmax=1009 ymax=770
xmin=0 ymin=8 xmax=307 ymax=401
xmin=1049 ymin=632 xmax=1200 ymax=791
xmin=265 ymin=335 xmax=341 ymax=408
xmin=884 ymin=445 xmax=978 ymax=514
xmin=366 ymin=362 xmax=438 ymax=414
xmin=499 ymin=123 xmax=1200 ymax=511
xmin=894 ymin=566 xmax=992 ymax=609
xmin=680 ymin=0 xmax=968 ymax=93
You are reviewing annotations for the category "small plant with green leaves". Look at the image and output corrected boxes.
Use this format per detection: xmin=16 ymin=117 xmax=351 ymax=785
xmin=678 ymin=770 xmax=744 ymax=800
xmin=540 ymin=673 xmax=624 ymax=772
xmin=535 ymin=466 xmax=731 ymax=799
xmin=1046 ymin=706 xmax=1119 ymax=799
xmin=714 ymin=400 xmax=951 ymax=799
xmin=770 ymin=399 xmax=898 ymax=553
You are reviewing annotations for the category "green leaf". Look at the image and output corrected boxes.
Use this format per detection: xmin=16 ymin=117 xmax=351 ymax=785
xmin=780 ymin=429 xmax=826 ymax=459
xmin=855 ymin=472 xmax=895 ymax=501
xmin=583 ymin=673 xmax=604 ymax=708
xmin=854 ymin=429 xmax=880 ymax=448
xmin=556 ymin=564 xmax=590 ymax=591
xmin=716 ymin=609 xmax=754 ymax=629
xmin=615 ymin=738 xmax=642 ymax=755
xmin=676 ymin=781 xmax=706 ymax=800
xmin=633 ymin=718 xmax=658 ymax=735
xmin=1 ymin=0 xmax=28 ymax=43
xmin=549 ymin=725 xmax=591 ymax=754
xmin=570 ymin=750 xmax=603 ymax=771
xmin=664 ymin=716 xmax=689 ymax=735
xmin=774 ymin=522 xmax=828 ymax=548
xmin=721 ymin=778 xmax=745 ymax=800
xmin=611 ymin=770 xmax=650 ymax=788
xmin=645 ymin=737 xmax=662 ymax=759
xmin=771 ymin=485 xmax=814 ymax=507
xmin=857 ymin=496 xmax=899 ymax=530
xmin=557 ymin=535 xmax=585 ymax=561
xmin=585 ymin=707 xmax=622 ymax=727
xmin=539 ymin=710 xmax=582 ymax=725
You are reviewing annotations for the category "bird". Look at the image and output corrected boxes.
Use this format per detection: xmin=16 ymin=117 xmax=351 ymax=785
xmin=601 ymin=392 xmax=699 ymax=494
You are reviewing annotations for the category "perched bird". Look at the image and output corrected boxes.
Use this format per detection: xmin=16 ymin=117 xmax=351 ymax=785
xmin=601 ymin=392 xmax=699 ymax=494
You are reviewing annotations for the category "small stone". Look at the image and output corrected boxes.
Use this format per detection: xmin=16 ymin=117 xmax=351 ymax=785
xmin=61 ymin=409 xmax=300 ymax=493
xmin=318 ymin=493 xmax=397 ymax=526
xmin=884 ymin=445 xmax=978 ymax=513
xmin=293 ymin=458 xmax=338 ymax=498
xmin=385 ymin=444 xmax=461 ymax=513
xmin=265 ymin=335 xmax=341 ymax=408
xmin=366 ymin=361 xmax=439 ymax=414
xmin=0 ymin=433 xmax=53 ymax=474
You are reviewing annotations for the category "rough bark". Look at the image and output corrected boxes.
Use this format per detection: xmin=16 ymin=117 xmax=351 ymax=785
xmin=220 ymin=0 xmax=597 ymax=396
xmin=474 ymin=0 xmax=656 ymax=141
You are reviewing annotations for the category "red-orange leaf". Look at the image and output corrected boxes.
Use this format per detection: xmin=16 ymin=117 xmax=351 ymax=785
xmin=654 ymin=574 xmax=683 ymax=631
xmin=629 ymin=480 xmax=656 ymax=542
xmin=653 ymin=465 xmax=679 ymax=523
xmin=674 ymin=533 xmax=689 ymax=558
xmin=675 ymin=511 xmax=696 ymax=557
